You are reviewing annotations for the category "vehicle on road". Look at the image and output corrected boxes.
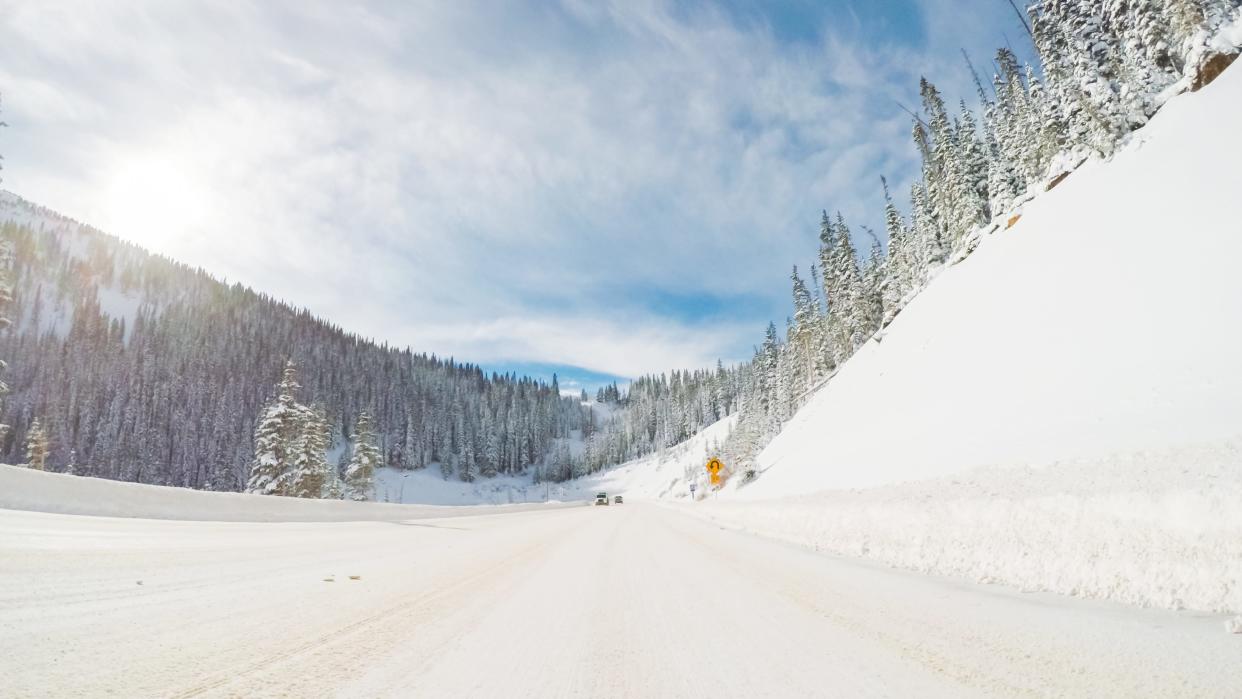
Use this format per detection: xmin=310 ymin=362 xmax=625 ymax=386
xmin=614 ymin=495 xmax=623 ymax=504
xmin=594 ymin=492 xmax=609 ymax=506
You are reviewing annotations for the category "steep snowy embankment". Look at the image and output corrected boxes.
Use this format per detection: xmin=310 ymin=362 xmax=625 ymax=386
xmin=623 ymin=56 xmax=1242 ymax=617
xmin=748 ymin=59 xmax=1242 ymax=497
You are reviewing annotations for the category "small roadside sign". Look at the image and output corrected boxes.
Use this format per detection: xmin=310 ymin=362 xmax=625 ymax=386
xmin=706 ymin=458 xmax=724 ymax=486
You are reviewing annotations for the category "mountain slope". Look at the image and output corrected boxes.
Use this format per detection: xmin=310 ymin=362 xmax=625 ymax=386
xmin=0 ymin=196 xmax=587 ymax=491
xmin=745 ymin=50 xmax=1242 ymax=497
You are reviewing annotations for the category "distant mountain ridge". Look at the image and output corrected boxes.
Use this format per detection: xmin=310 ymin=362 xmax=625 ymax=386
xmin=0 ymin=191 xmax=587 ymax=490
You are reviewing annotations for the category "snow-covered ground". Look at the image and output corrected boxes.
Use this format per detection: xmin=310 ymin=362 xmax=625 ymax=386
xmin=371 ymin=466 xmax=583 ymax=506
xmin=0 ymin=464 xmax=578 ymax=522
xmin=4 ymin=501 xmax=1240 ymax=697
xmin=564 ymin=58 xmax=1242 ymax=617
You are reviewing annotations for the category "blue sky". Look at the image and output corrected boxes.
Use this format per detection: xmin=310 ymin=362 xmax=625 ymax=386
xmin=0 ymin=0 xmax=1032 ymax=392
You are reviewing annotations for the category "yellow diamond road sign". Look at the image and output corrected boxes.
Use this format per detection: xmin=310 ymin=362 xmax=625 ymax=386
xmin=706 ymin=458 xmax=724 ymax=486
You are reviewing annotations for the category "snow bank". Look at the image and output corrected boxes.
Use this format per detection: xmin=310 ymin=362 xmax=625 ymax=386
xmin=0 ymin=465 xmax=579 ymax=522
xmin=684 ymin=440 xmax=1242 ymax=614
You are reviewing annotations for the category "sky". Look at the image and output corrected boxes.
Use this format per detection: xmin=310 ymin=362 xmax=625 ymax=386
xmin=0 ymin=0 xmax=1033 ymax=391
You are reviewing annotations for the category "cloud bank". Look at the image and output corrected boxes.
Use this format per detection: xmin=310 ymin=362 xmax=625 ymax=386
xmin=0 ymin=0 xmax=1027 ymax=377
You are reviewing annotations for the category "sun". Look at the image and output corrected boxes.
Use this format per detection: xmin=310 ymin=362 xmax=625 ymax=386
xmin=103 ymin=156 xmax=207 ymax=252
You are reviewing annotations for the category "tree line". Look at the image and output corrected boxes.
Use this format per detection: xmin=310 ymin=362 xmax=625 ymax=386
xmin=0 ymin=208 xmax=589 ymax=492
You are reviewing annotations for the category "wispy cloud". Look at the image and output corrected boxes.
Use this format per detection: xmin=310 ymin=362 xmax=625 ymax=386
xmin=0 ymin=0 xmax=1027 ymax=377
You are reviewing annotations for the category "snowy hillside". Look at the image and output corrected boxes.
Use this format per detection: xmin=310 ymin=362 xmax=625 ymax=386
xmin=0 ymin=196 xmax=589 ymax=492
xmin=746 ymin=40 xmax=1242 ymax=498
xmin=0 ymin=194 xmax=153 ymax=337
xmin=570 ymin=414 xmax=738 ymax=499
xmin=578 ymin=52 xmax=1242 ymax=618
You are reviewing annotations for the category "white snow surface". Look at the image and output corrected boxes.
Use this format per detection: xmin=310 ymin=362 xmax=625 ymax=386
xmin=686 ymin=441 xmax=1242 ymax=613
xmin=4 ymin=502 xmax=1240 ymax=697
xmin=0 ymin=464 xmax=575 ymax=522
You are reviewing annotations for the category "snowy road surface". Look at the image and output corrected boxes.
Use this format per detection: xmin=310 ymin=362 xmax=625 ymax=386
xmin=3 ymin=503 xmax=1239 ymax=698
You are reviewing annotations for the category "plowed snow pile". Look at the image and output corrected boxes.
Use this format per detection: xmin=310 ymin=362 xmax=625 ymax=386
xmin=670 ymin=59 xmax=1242 ymax=615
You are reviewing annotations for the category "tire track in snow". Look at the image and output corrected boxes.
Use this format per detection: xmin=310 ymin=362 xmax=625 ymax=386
xmin=169 ymin=535 xmax=556 ymax=698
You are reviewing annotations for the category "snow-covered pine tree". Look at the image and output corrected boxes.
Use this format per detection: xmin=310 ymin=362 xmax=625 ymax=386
xmin=815 ymin=211 xmax=843 ymax=367
xmin=1165 ymin=0 xmax=1219 ymax=65
xmin=829 ymin=213 xmax=870 ymax=353
xmin=0 ymin=237 xmax=10 ymax=443
xmin=345 ymin=410 xmax=380 ymax=500
xmin=289 ymin=404 xmax=333 ymax=498
xmin=775 ymin=323 xmax=795 ymax=422
xmin=756 ymin=321 xmax=780 ymax=418
xmin=859 ymin=227 xmax=886 ymax=336
xmin=908 ymin=183 xmax=944 ymax=274
xmin=1108 ymin=0 xmax=1177 ymax=115
xmin=323 ymin=431 xmax=346 ymax=500
xmin=806 ymin=264 xmax=833 ymax=379
xmin=988 ymin=52 xmax=1028 ymax=213
xmin=919 ymin=79 xmax=967 ymax=245
xmin=25 ymin=417 xmax=49 ymax=471
xmin=879 ymin=177 xmax=913 ymax=314
xmin=954 ymin=100 xmax=990 ymax=227
xmin=481 ymin=407 xmax=500 ymax=478
xmin=788 ymin=266 xmax=820 ymax=393
xmin=1066 ymin=1 xmax=1132 ymax=154
xmin=246 ymin=360 xmax=303 ymax=496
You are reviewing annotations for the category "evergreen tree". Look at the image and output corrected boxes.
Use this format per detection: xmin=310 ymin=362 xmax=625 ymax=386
xmin=246 ymin=360 xmax=303 ymax=496
xmin=345 ymin=411 xmax=380 ymax=500
xmin=788 ymin=266 xmax=820 ymax=393
xmin=0 ymin=239 xmax=10 ymax=442
xmin=25 ymin=417 xmax=49 ymax=471
xmin=954 ymin=100 xmax=990 ymax=226
xmin=859 ymin=227 xmax=886 ymax=336
xmin=829 ymin=213 xmax=869 ymax=353
xmin=289 ymin=405 xmax=332 ymax=498
xmin=880 ymin=177 xmax=914 ymax=313
xmin=756 ymin=322 xmax=780 ymax=416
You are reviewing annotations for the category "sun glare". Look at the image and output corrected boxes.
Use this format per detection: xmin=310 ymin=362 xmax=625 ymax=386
xmin=103 ymin=156 xmax=206 ymax=251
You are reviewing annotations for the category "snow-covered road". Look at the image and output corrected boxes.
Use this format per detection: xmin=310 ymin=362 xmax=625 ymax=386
xmin=2 ymin=503 xmax=1238 ymax=698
